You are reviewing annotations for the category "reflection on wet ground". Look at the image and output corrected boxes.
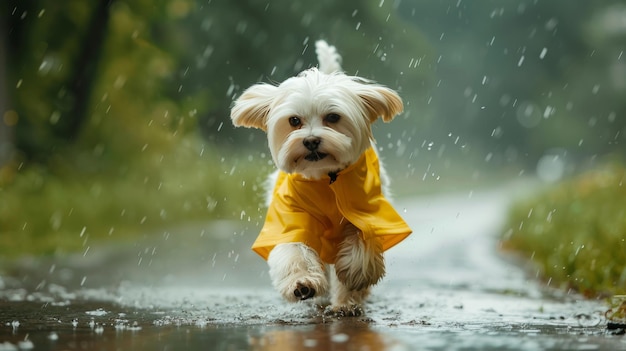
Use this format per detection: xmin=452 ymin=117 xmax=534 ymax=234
xmin=0 ymin=298 xmax=621 ymax=351
xmin=1 ymin=186 xmax=625 ymax=350
xmin=0 ymin=298 xmax=612 ymax=351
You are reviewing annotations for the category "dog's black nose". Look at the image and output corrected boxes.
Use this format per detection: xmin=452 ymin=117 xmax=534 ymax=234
xmin=303 ymin=136 xmax=321 ymax=151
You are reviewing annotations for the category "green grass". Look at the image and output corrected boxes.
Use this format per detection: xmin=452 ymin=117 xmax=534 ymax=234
xmin=501 ymin=163 xmax=626 ymax=298
xmin=0 ymin=139 xmax=269 ymax=257
xmin=607 ymin=295 xmax=626 ymax=324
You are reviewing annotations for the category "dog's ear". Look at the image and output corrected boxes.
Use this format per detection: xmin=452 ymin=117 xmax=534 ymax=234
xmin=354 ymin=82 xmax=404 ymax=123
xmin=231 ymin=83 xmax=277 ymax=130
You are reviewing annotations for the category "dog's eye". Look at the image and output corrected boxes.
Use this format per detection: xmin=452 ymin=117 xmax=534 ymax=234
xmin=325 ymin=113 xmax=341 ymax=123
xmin=288 ymin=116 xmax=302 ymax=127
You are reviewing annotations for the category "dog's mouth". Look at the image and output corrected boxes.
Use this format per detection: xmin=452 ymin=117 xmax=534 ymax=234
xmin=304 ymin=152 xmax=328 ymax=162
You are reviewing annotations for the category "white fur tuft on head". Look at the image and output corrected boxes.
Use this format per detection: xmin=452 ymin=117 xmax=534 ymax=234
xmin=315 ymin=40 xmax=342 ymax=74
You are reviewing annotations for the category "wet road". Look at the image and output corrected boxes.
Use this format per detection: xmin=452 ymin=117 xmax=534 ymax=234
xmin=1 ymin=184 xmax=624 ymax=350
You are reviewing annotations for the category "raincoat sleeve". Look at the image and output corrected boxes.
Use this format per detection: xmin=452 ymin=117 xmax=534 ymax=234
xmin=251 ymin=174 xmax=325 ymax=260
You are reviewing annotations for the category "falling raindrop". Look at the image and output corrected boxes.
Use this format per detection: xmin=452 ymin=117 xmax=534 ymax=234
xmin=591 ymin=85 xmax=600 ymax=94
xmin=543 ymin=106 xmax=554 ymax=118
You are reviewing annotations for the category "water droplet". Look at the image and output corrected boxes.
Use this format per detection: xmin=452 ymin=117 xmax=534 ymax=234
xmin=591 ymin=85 xmax=600 ymax=94
xmin=331 ymin=333 xmax=349 ymax=343
xmin=543 ymin=106 xmax=554 ymax=118
xmin=304 ymin=339 xmax=318 ymax=347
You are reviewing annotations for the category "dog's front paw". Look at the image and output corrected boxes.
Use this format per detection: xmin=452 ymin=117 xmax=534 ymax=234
xmin=268 ymin=243 xmax=328 ymax=303
xmin=294 ymin=282 xmax=316 ymax=300
xmin=324 ymin=304 xmax=364 ymax=317
xmin=281 ymin=277 xmax=327 ymax=302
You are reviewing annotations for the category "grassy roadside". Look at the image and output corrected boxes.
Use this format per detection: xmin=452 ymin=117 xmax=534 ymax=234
xmin=0 ymin=141 xmax=269 ymax=258
xmin=500 ymin=162 xmax=626 ymax=298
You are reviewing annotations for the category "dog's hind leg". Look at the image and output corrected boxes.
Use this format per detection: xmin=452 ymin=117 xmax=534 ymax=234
xmin=334 ymin=224 xmax=386 ymax=291
xmin=327 ymin=223 xmax=385 ymax=316
xmin=267 ymin=243 xmax=329 ymax=302
xmin=326 ymin=266 xmax=370 ymax=317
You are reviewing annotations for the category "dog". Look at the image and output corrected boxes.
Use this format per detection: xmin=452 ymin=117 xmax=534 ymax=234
xmin=230 ymin=40 xmax=412 ymax=316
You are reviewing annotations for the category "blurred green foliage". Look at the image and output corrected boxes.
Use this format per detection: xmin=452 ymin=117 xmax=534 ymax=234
xmin=0 ymin=0 xmax=625 ymax=257
xmin=0 ymin=144 xmax=266 ymax=256
xmin=0 ymin=0 xmax=431 ymax=256
xmin=501 ymin=162 xmax=626 ymax=297
xmin=606 ymin=296 xmax=626 ymax=324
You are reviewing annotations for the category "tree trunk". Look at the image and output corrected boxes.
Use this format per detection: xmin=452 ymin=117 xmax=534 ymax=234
xmin=0 ymin=15 xmax=14 ymax=168
xmin=58 ymin=0 xmax=114 ymax=140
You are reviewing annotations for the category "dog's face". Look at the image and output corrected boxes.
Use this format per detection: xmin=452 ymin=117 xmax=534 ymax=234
xmin=231 ymin=68 xmax=403 ymax=179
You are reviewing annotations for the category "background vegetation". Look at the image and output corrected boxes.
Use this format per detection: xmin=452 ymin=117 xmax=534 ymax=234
xmin=501 ymin=162 xmax=625 ymax=297
xmin=1 ymin=0 xmax=625 ymax=284
xmin=0 ymin=0 xmax=433 ymax=256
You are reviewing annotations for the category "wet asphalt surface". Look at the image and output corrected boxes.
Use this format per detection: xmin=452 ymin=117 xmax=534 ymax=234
xmin=1 ymin=184 xmax=625 ymax=350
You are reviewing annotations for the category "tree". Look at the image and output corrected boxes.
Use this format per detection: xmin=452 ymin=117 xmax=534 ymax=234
xmin=3 ymin=1 xmax=113 ymax=162
xmin=0 ymin=16 xmax=13 ymax=170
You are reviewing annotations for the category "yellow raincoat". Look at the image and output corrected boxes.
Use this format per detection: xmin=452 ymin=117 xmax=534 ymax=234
xmin=252 ymin=147 xmax=412 ymax=263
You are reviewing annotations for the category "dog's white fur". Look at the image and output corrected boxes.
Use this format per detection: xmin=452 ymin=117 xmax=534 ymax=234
xmin=231 ymin=40 xmax=403 ymax=316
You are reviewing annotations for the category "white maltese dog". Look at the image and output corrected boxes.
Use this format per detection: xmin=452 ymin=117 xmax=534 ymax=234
xmin=230 ymin=40 xmax=412 ymax=316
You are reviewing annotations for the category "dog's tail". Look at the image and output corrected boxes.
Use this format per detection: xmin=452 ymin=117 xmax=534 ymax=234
xmin=315 ymin=40 xmax=342 ymax=74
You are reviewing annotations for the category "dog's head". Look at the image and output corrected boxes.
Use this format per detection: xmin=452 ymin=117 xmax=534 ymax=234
xmin=230 ymin=44 xmax=403 ymax=179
